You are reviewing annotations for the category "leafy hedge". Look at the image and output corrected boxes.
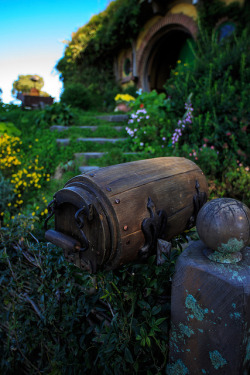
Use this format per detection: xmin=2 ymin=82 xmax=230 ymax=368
xmin=0 ymin=215 xmax=190 ymax=374
xmin=56 ymin=0 xmax=143 ymax=110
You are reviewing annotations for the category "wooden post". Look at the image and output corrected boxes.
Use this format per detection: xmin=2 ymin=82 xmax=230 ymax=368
xmin=167 ymin=241 xmax=250 ymax=375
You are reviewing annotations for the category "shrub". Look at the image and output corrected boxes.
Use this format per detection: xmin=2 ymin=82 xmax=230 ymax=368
xmin=0 ymin=214 xmax=191 ymax=374
xmin=126 ymin=90 xmax=175 ymax=155
xmin=0 ymin=133 xmax=50 ymax=219
xmin=0 ymin=122 xmax=21 ymax=136
xmin=60 ymin=83 xmax=94 ymax=110
xmin=35 ymin=102 xmax=75 ymax=127
xmin=164 ymin=19 xmax=250 ymax=174
xmin=0 ymin=172 xmax=15 ymax=224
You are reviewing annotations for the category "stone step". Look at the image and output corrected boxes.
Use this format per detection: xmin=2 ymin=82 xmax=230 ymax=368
xmin=74 ymin=152 xmax=138 ymax=161
xmin=56 ymin=138 xmax=70 ymax=146
xmin=96 ymin=114 xmax=129 ymax=122
xmin=79 ymin=166 xmax=100 ymax=174
xmin=56 ymin=137 xmax=127 ymax=146
xmin=76 ymin=137 xmax=127 ymax=144
xmin=51 ymin=125 xmax=124 ymax=132
xmin=75 ymin=152 xmax=104 ymax=160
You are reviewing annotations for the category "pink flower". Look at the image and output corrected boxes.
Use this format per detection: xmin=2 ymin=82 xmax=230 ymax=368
xmin=210 ymin=146 xmax=215 ymax=150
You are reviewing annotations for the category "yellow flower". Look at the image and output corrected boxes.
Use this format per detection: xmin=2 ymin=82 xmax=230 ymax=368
xmin=44 ymin=208 xmax=48 ymax=214
xmin=114 ymin=93 xmax=135 ymax=103
xmin=177 ymin=60 xmax=181 ymax=64
xmin=7 ymin=203 xmax=11 ymax=207
xmin=32 ymin=212 xmax=36 ymax=216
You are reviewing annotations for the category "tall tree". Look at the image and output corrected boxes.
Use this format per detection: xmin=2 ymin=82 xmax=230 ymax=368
xmin=12 ymin=75 xmax=44 ymax=96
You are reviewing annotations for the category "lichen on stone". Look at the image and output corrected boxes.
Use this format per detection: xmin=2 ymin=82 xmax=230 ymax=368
xmin=218 ymin=238 xmax=244 ymax=254
xmin=209 ymin=350 xmax=227 ymax=369
xmin=185 ymin=294 xmax=208 ymax=321
xmin=166 ymin=359 xmax=189 ymax=375
xmin=179 ymin=323 xmax=194 ymax=338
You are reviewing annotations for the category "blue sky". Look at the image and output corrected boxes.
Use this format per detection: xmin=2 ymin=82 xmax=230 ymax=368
xmin=0 ymin=0 xmax=110 ymax=103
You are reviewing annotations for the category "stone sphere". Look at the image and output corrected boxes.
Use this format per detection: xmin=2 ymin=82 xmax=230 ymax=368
xmin=196 ymin=198 xmax=250 ymax=255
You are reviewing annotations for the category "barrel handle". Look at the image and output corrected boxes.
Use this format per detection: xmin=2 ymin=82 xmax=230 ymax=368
xmin=75 ymin=204 xmax=94 ymax=252
xmin=44 ymin=198 xmax=56 ymax=231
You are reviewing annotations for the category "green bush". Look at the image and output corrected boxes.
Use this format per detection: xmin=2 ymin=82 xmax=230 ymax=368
xmin=35 ymin=102 xmax=75 ymax=127
xmin=0 ymin=214 xmax=191 ymax=374
xmin=164 ymin=6 xmax=250 ymax=173
xmin=0 ymin=121 xmax=21 ymax=136
xmin=60 ymin=83 xmax=95 ymax=110
xmin=126 ymin=90 xmax=175 ymax=155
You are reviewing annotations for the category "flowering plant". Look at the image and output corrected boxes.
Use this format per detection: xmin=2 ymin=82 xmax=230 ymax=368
xmin=126 ymin=90 xmax=192 ymax=154
xmin=170 ymin=94 xmax=193 ymax=146
xmin=114 ymin=93 xmax=135 ymax=104
xmin=0 ymin=134 xmax=49 ymax=220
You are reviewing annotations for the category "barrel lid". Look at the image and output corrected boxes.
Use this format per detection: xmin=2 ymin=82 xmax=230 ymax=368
xmin=53 ymin=184 xmax=112 ymax=272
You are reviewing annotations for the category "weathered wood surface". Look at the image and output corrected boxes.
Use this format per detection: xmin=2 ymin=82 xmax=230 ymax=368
xmin=45 ymin=157 xmax=208 ymax=271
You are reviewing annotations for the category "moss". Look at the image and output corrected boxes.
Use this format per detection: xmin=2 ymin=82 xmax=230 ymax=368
xmin=209 ymin=350 xmax=227 ymax=370
xmin=185 ymin=294 xmax=208 ymax=321
xmin=166 ymin=359 xmax=189 ymax=375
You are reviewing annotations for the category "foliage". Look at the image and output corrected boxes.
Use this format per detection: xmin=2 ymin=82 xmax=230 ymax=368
xmin=209 ymin=163 xmax=250 ymax=206
xmin=60 ymin=83 xmax=95 ymax=110
xmin=163 ymin=2 xmax=250 ymax=173
xmin=0 ymin=122 xmax=21 ymax=136
xmin=59 ymin=0 xmax=141 ymax=65
xmin=0 ymin=172 xmax=15 ymax=222
xmin=0 ymin=102 xmax=20 ymax=114
xmin=56 ymin=0 xmax=142 ymax=109
xmin=12 ymin=75 xmax=45 ymax=96
xmin=0 ymin=133 xmax=50 ymax=220
xmin=123 ymin=1 xmax=250 ymax=190
xmin=35 ymin=102 xmax=75 ymax=127
xmin=126 ymin=90 xmax=176 ymax=155
xmin=0 ymin=214 xmax=191 ymax=374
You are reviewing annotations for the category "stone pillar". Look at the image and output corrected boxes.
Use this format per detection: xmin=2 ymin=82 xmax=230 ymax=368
xmin=167 ymin=198 xmax=250 ymax=375
xmin=167 ymin=242 xmax=250 ymax=374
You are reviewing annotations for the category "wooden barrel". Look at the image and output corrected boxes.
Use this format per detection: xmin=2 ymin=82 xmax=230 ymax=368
xmin=45 ymin=157 xmax=208 ymax=272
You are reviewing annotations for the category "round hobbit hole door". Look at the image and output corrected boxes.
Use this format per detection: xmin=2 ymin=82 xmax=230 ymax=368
xmin=143 ymin=29 xmax=195 ymax=93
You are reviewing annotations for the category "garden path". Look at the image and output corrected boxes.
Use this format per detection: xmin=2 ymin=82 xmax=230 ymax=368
xmin=50 ymin=114 xmax=139 ymax=173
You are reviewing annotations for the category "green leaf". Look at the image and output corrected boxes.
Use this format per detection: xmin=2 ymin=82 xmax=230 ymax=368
xmin=155 ymin=318 xmax=166 ymax=326
xmin=146 ymin=337 xmax=151 ymax=347
xmin=124 ymin=347 xmax=133 ymax=364
xmin=151 ymin=305 xmax=161 ymax=315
